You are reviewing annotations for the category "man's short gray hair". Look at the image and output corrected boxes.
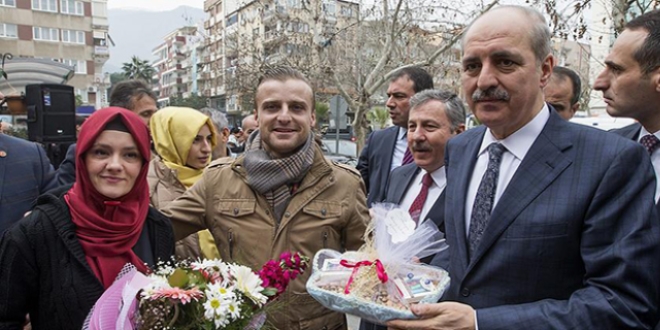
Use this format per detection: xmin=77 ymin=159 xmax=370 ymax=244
xmin=462 ymin=5 xmax=553 ymax=64
xmin=409 ymin=89 xmax=466 ymax=131
xmin=199 ymin=107 xmax=229 ymax=130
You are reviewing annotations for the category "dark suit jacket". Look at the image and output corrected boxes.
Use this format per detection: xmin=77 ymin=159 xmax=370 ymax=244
xmin=357 ymin=126 xmax=400 ymax=206
xmin=0 ymin=134 xmax=58 ymax=234
xmin=57 ymin=142 xmax=77 ymax=186
xmin=443 ymin=110 xmax=660 ymax=329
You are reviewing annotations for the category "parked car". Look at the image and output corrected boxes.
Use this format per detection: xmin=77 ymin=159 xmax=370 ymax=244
xmin=320 ymin=140 xmax=358 ymax=167
xmin=569 ymin=116 xmax=636 ymax=130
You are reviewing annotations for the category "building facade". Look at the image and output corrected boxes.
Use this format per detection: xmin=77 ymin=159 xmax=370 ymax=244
xmin=199 ymin=0 xmax=359 ymax=117
xmin=151 ymin=26 xmax=199 ymax=106
xmin=0 ymin=0 xmax=111 ymax=109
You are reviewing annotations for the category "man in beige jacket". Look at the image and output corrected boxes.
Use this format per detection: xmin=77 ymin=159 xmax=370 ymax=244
xmin=162 ymin=66 xmax=369 ymax=330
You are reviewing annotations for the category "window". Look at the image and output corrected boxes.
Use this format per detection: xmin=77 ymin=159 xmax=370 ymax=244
xmin=0 ymin=0 xmax=16 ymax=7
xmin=91 ymin=1 xmax=107 ymax=16
xmin=288 ymin=21 xmax=309 ymax=33
xmin=32 ymin=0 xmax=57 ymax=12
xmin=61 ymin=0 xmax=83 ymax=15
xmin=0 ymin=23 xmax=17 ymax=38
xmin=61 ymin=59 xmax=87 ymax=74
xmin=62 ymin=29 xmax=85 ymax=44
xmin=77 ymin=89 xmax=89 ymax=103
xmin=340 ymin=5 xmax=352 ymax=17
xmin=323 ymin=2 xmax=336 ymax=16
xmin=287 ymin=0 xmax=301 ymax=8
xmin=226 ymin=13 xmax=238 ymax=27
xmin=33 ymin=27 xmax=59 ymax=41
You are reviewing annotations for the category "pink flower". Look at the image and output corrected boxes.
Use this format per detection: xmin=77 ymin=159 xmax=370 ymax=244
xmin=148 ymin=287 xmax=204 ymax=305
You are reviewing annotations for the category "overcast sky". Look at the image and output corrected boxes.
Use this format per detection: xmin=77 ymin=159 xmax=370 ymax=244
xmin=107 ymin=0 xmax=204 ymax=11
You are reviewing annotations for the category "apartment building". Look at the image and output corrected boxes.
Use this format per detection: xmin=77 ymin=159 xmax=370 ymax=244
xmin=199 ymin=0 xmax=359 ymax=116
xmin=151 ymin=26 xmax=199 ymax=106
xmin=0 ymin=0 xmax=111 ymax=109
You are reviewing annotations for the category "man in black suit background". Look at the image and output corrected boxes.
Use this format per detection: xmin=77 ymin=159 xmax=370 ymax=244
xmin=359 ymin=89 xmax=465 ymax=330
xmin=595 ymin=13 xmax=660 ymax=330
xmin=357 ymin=67 xmax=434 ymax=206
xmin=384 ymin=89 xmax=465 ymax=233
xmin=596 ymin=10 xmax=660 ymax=206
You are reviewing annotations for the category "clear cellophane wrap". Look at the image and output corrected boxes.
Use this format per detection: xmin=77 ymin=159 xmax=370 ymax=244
xmin=306 ymin=203 xmax=450 ymax=323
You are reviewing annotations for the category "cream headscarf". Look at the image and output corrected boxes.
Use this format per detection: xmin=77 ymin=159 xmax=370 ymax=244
xmin=150 ymin=107 xmax=217 ymax=188
xmin=150 ymin=107 xmax=220 ymax=259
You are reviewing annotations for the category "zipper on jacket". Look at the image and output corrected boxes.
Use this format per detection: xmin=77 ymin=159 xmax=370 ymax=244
xmin=322 ymin=230 xmax=328 ymax=249
xmin=228 ymin=230 xmax=234 ymax=259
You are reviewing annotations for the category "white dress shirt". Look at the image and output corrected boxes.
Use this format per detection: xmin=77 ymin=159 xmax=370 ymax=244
xmin=637 ymin=127 xmax=660 ymax=202
xmin=400 ymin=166 xmax=447 ymax=223
xmin=390 ymin=127 xmax=408 ymax=172
xmin=464 ymin=104 xmax=550 ymax=236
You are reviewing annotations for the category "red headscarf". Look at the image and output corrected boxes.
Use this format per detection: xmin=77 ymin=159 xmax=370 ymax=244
xmin=64 ymin=107 xmax=151 ymax=289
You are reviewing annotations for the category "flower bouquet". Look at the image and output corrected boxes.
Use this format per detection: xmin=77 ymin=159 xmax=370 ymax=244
xmin=306 ymin=203 xmax=450 ymax=323
xmin=83 ymin=252 xmax=308 ymax=330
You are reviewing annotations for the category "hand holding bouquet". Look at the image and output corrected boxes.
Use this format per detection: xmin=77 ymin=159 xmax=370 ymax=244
xmin=84 ymin=252 xmax=308 ymax=330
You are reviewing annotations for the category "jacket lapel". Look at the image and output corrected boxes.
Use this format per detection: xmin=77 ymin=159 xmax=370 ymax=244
xmin=466 ymin=114 xmax=573 ymax=271
xmin=425 ymin=190 xmax=446 ymax=233
xmin=0 ymin=137 xmax=7 ymax=200
xmin=621 ymin=123 xmax=642 ymax=140
xmin=379 ymin=127 xmax=400 ymax=188
xmin=392 ymin=164 xmax=420 ymax=204
xmin=448 ymin=127 xmax=485 ymax=271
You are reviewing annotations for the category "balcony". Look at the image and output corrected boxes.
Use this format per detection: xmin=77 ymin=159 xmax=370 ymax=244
xmin=173 ymin=36 xmax=186 ymax=47
xmin=173 ymin=51 xmax=186 ymax=60
xmin=263 ymin=5 xmax=287 ymax=22
xmin=93 ymin=46 xmax=110 ymax=63
xmin=264 ymin=30 xmax=286 ymax=44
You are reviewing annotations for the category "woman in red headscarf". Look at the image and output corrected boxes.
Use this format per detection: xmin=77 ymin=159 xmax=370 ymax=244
xmin=0 ymin=107 xmax=174 ymax=330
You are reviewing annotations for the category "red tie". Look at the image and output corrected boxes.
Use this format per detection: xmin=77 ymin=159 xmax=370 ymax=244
xmin=402 ymin=147 xmax=414 ymax=165
xmin=408 ymin=173 xmax=433 ymax=225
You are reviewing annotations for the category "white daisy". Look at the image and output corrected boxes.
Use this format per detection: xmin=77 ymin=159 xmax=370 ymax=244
xmin=203 ymin=296 xmax=225 ymax=320
xmin=225 ymin=299 xmax=242 ymax=320
xmin=230 ymin=265 xmax=267 ymax=306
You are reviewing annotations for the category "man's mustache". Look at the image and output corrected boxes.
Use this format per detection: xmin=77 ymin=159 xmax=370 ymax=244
xmin=411 ymin=143 xmax=432 ymax=152
xmin=472 ymin=88 xmax=510 ymax=102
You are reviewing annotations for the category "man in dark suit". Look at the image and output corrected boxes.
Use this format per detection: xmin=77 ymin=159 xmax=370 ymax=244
xmin=360 ymin=89 xmax=465 ymax=330
xmin=544 ymin=66 xmax=581 ymax=120
xmin=595 ymin=10 xmax=660 ymax=207
xmin=57 ymin=79 xmax=158 ymax=186
xmin=357 ymin=67 xmax=433 ymax=206
xmin=383 ymin=89 xmax=466 ymax=234
xmin=595 ymin=13 xmax=660 ymax=329
xmin=388 ymin=5 xmax=660 ymax=329
xmin=0 ymin=133 xmax=58 ymax=234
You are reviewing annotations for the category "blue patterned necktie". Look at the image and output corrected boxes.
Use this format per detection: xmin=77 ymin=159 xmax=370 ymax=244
xmin=468 ymin=143 xmax=506 ymax=259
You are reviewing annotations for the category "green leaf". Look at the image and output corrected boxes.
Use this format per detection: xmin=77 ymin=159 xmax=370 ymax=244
xmin=168 ymin=268 xmax=189 ymax=288
xmin=261 ymin=287 xmax=278 ymax=296
xmin=0 ymin=69 xmax=7 ymax=80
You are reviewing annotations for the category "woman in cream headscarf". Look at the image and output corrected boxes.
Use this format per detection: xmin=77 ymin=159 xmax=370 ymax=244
xmin=148 ymin=106 xmax=219 ymax=260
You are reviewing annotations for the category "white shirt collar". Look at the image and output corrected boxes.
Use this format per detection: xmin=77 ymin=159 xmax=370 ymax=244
xmin=637 ymin=126 xmax=660 ymax=142
xmin=424 ymin=166 xmax=446 ymax=188
xmin=398 ymin=126 xmax=407 ymax=140
xmin=478 ymin=103 xmax=550 ymax=160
